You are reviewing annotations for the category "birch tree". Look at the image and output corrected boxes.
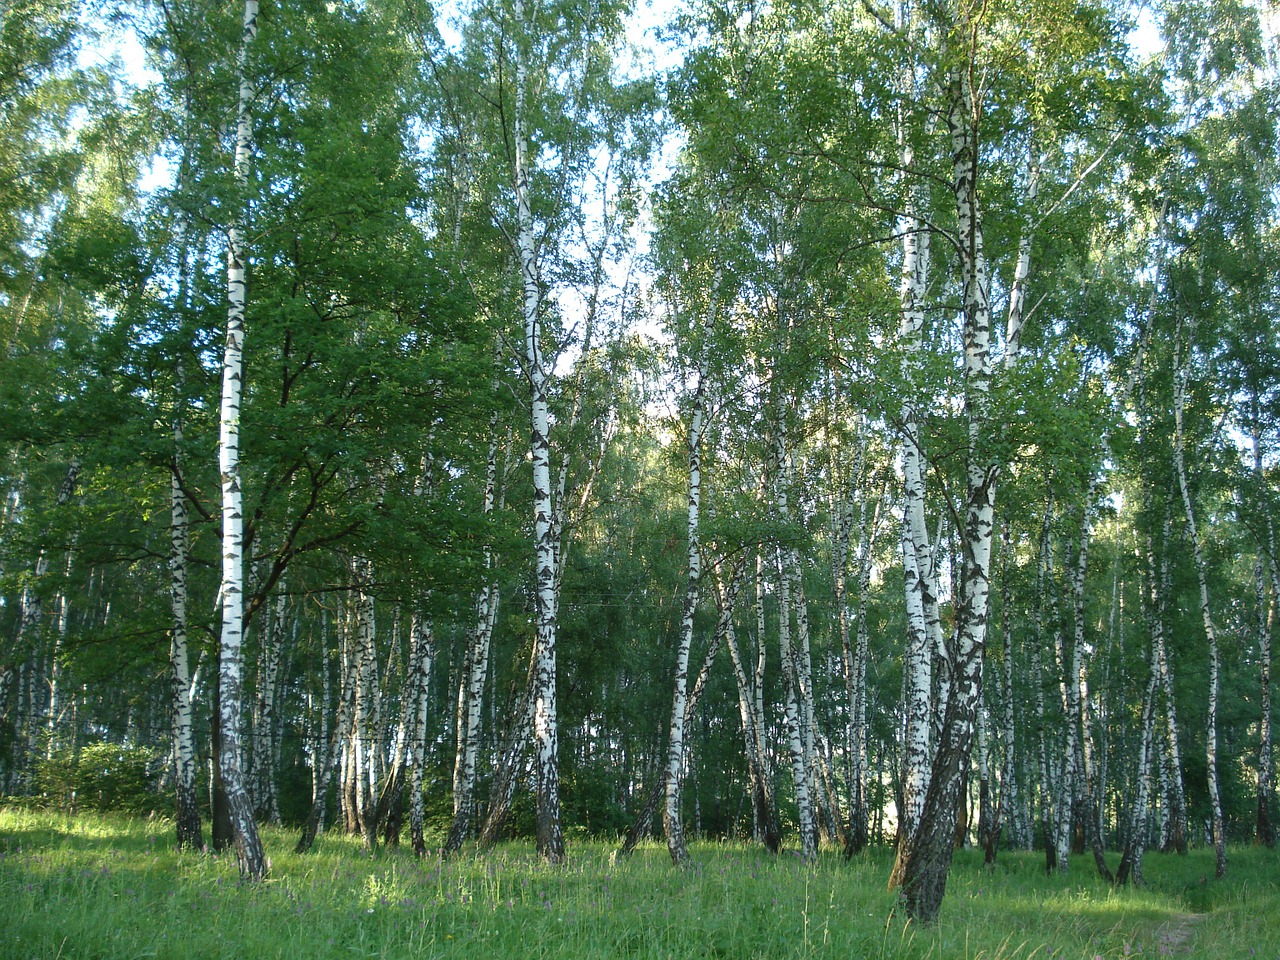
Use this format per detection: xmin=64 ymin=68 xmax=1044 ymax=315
xmin=214 ymin=0 xmax=267 ymax=881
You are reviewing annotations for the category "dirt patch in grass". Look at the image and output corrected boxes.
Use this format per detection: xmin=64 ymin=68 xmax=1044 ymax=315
xmin=1153 ymin=913 xmax=1206 ymax=955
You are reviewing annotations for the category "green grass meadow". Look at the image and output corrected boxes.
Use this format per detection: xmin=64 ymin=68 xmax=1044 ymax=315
xmin=2 ymin=808 xmax=1276 ymax=959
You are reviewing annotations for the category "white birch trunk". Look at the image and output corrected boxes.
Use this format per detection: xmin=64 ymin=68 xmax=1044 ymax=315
xmin=1258 ymin=503 xmax=1276 ymax=846
xmin=350 ymin=556 xmax=381 ymax=850
xmin=723 ymin=567 xmax=780 ymax=852
xmin=406 ymin=607 xmax=435 ymax=856
xmin=664 ymin=310 xmax=711 ymax=865
xmin=216 ymin=0 xmax=265 ymax=881
xmin=1172 ymin=321 xmax=1226 ymax=879
xmin=445 ymin=426 xmax=503 ymax=856
xmin=772 ymin=425 xmax=817 ymax=862
xmin=893 ymin=140 xmax=939 ymax=875
xmin=513 ymin=0 xmax=563 ymax=860
xmin=1118 ymin=672 xmax=1158 ymax=886
xmin=170 ymin=411 xmax=202 ymax=849
xmin=899 ymin=64 xmax=1001 ymax=921
xmin=996 ymin=520 xmax=1022 ymax=850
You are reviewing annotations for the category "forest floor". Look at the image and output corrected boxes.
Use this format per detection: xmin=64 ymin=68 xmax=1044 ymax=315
xmin=1 ymin=807 xmax=1276 ymax=960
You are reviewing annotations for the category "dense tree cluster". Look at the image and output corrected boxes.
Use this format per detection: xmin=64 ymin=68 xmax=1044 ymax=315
xmin=1 ymin=0 xmax=1277 ymax=921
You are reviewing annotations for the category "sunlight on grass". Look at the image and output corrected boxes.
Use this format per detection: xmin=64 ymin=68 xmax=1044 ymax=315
xmin=2 ymin=808 xmax=1276 ymax=960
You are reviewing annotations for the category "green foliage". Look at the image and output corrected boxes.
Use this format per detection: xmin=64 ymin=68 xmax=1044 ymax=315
xmin=32 ymin=744 xmax=165 ymax=816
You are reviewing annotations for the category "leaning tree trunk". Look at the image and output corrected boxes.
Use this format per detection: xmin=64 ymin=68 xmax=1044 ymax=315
xmin=617 ymin=562 xmax=739 ymax=860
xmin=897 ymin=66 xmax=1002 ymax=923
xmin=1116 ymin=673 xmax=1158 ymax=886
xmin=722 ymin=560 xmax=781 ymax=855
xmin=663 ymin=309 xmax=711 ymax=866
xmin=215 ymin=0 xmax=265 ymax=882
xmin=1172 ymin=319 xmax=1226 ymax=879
xmin=444 ymin=424 xmax=503 ymax=857
xmin=478 ymin=676 xmax=532 ymax=848
xmin=294 ymin=646 xmax=356 ymax=854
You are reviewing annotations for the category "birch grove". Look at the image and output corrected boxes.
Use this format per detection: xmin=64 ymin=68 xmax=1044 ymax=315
xmin=3 ymin=0 xmax=1280 ymax=925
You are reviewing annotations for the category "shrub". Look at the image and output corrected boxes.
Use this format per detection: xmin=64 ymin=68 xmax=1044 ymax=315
xmin=35 ymin=743 xmax=165 ymax=815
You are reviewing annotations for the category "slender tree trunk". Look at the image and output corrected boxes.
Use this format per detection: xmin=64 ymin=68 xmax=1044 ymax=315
xmin=898 ymin=67 xmax=1000 ymax=922
xmin=1116 ymin=673 xmax=1157 ymax=886
xmin=770 ymin=421 xmax=817 ymax=862
xmin=169 ymin=411 xmax=202 ymax=850
xmin=376 ymin=610 xmax=412 ymax=849
xmin=1252 ymin=428 xmax=1275 ymax=848
xmin=214 ymin=0 xmax=265 ymax=882
xmin=350 ymin=556 xmax=381 ymax=851
xmin=890 ymin=134 xmax=939 ymax=884
xmin=405 ymin=607 xmax=436 ymax=856
xmin=512 ymin=0 xmax=563 ymax=863
xmin=478 ymin=677 xmax=532 ymax=848
xmin=295 ymin=646 xmax=356 ymax=854
xmin=1066 ymin=509 xmax=1112 ymax=882
xmin=1172 ymin=320 xmax=1226 ymax=879
xmin=1145 ymin=506 xmax=1188 ymax=853
xmin=664 ymin=315 xmax=711 ymax=866
xmin=994 ymin=519 xmax=1023 ymax=853
xmin=722 ymin=561 xmax=781 ymax=855
xmin=444 ymin=423 xmax=504 ymax=856
xmin=617 ymin=564 xmax=738 ymax=859
xmin=9 ymin=459 xmax=79 ymax=791
xmin=250 ymin=592 xmax=285 ymax=824
xmin=843 ymin=464 xmax=880 ymax=858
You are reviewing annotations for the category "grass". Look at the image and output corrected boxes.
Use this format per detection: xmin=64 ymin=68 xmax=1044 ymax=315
xmin=1 ymin=808 xmax=1276 ymax=960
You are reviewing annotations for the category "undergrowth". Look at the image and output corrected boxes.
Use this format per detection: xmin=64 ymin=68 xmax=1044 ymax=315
xmin=1 ymin=808 xmax=1275 ymax=959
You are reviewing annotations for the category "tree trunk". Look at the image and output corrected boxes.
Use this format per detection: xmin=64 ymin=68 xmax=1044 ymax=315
xmin=478 ymin=676 xmax=532 ymax=848
xmin=214 ymin=0 xmax=265 ymax=882
xmin=1066 ymin=510 xmax=1112 ymax=883
xmin=1116 ymin=673 xmax=1157 ymax=886
xmin=897 ymin=66 xmax=1000 ymax=923
xmin=1172 ymin=319 xmax=1226 ymax=879
xmin=169 ymin=417 xmax=202 ymax=851
xmin=444 ymin=424 xmax=503 ymax=857
xmin=295 ymin=644 xmax=356 ymax=855
xmin=664 ymin=317 xmax=710 ymax=866
xmin=349 ymin=556 xmax=381 ymax=850
xmin=1252 ymin=429 xmax=1275 ymax=848
xmin=723 ymin=561 xmax=781 ymax=855
xmin=405 ymin=607 xmax=436 ymax=856
xmin=890 ymin=129 xmax=939 ymax=885
xmin=512 ymin=0 xmax=564 ymax=864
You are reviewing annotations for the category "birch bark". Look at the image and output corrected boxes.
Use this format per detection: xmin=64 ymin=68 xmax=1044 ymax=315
xmin=444 ymin=420 xmax=505 ymax=857
xmin=514 ymin=13 xmax=564 ymax=863
xmin=898 ymin=61 xmax=1001 ymax=922
xmin=1251 ymin=419 xmax=1275 ymax=848
xmin=892 ymin=142 xmax=941 ymax=882
xmin=663 ymin=294 xmax=713 ymax=865
xmin=216 ymin=0 xmax=265 ymax=881
xmin=1172 ymin=318 xmax=1226 ymax=879
xmin=723 ymin=559 xmax=781 ymax=853
xmin=170 ymin=410 xmax=202 ymax=850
